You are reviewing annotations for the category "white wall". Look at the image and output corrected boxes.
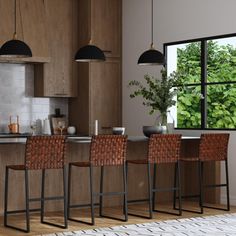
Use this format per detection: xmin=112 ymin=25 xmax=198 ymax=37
xmin=123 ymin=0 xmax=236 ymax=205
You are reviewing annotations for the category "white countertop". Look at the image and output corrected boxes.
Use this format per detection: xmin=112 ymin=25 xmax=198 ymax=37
xmin=0 ymin=135 xmax=200 ymax=144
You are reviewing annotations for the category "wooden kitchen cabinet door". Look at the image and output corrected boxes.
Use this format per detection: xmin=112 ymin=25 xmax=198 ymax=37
xmin=90 ymin=59 xmax=122 ymax=134
xmin=35 ymin=0 xmax=78 ymax=97
xmin=91 ymin=0 xmax=121 ymax=58
xmin=0 ymin=0 xmax=49 ymax=62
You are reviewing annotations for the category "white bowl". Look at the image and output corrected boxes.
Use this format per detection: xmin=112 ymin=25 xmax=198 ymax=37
xmin=67 ymin=126 xmax=76 ymax=135
xmin=112 ymin=127 xmax=125 ymax=135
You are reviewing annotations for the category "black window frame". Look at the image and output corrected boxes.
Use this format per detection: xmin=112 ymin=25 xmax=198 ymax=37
xmin=164 ymin=32 xmax=236 ymax=130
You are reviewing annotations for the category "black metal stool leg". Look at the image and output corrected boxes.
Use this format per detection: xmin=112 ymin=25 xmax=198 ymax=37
xmin=90 ymin=165 xmax=95 ymax=225
xmin=4 ymin=166 xmax=9 ymax=227
xmin=67 ymin=164 xmax=72 ymax=218
xmin=177 ymin=161 xmax=182 ymax=216
xmin=226 ymin=160 xmax=230 ymax=211
xmin=198 ymin=160 xmax=203 ymax=214
xmin=152 ymin=163 xmax=157 ymax=211
xmin=40 ymin=169 xmax=45 ymax=224
xmin=25 ymin=169 xmax=30 ymax=233
xmin=63 ymin=166 xmax=68 ymax=228
xmin=123 ymin=163 xmax=128 ymax=221
xmin=147 ymin=162 xmax=153 ymax=219
xmin=123 ymin=162 xmax=128 ymax=214
xmin=173 ymin=162 xmax=177 ymax=210
xmin=99 ymin=166 xmax=104 ymax=217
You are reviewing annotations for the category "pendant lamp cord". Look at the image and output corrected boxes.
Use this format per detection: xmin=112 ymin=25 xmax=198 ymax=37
xmin=13 ymin=0 xmax=17 ymax=39
xmin=151 ymin=0 xmax=153 ymax=48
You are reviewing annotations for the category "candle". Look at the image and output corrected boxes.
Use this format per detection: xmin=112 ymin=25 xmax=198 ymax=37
xmin=95 ymin=120 xmax=98 ymax=135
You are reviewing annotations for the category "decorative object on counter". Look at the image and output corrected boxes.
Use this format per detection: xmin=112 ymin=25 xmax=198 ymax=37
xmin=67 ymin=126 xmax=76 ymax=135
xmin=129 ymin=68 xmax=183 ymax=136
xmin=112 ymin=127 xmax=125 ymax=135
xmin=137 ymin=0 xmax=164 ymax=65
xmin=8 ymin=115 xmax=19 ymax=134
xmin=94 ymin=120 xmax=98 ymax=135
xmin=0 ymin=0 xmax=32 ymax=58
xmin=51 ymin=118 xmax=67 ymax=135
xmin=54 ymin=108 xmax=64 ymax=117
xmin=142 ymin=125 xmax=162 ymax=138
xmin=35 ymin=119 xmax=42 ymax=135
xmin=50 ymin=108 xmax=67 ymax=135
xmin=30 ymin=120 xmax=36 ymax=135
xmin=42 ymin=118 xmax=51 ymax=135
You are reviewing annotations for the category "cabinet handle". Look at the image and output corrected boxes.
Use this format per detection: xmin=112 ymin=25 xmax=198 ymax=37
xmin=54 ymin=93 xmax=68 ymax=96
xmin=103 ymin=50 xmax=112 ymax=53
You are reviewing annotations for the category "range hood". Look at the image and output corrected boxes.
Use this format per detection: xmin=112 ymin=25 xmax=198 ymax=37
xmin=0 ymin=56 xmax=50 ymax=64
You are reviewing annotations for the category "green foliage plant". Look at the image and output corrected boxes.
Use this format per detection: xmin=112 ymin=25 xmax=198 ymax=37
xmin=129 ymin=68 xmax=182 ymax=125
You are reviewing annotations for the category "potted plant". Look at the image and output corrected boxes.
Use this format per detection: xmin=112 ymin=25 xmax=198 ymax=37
xmin=129 ymin=68 xmax=182 ymax=136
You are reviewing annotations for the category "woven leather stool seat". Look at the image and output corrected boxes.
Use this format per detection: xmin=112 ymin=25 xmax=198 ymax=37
xmin=127 ymin=134 xmax=182 ymax=219
xmin=4 ymin=135 xmax=67 ymax=233
xmin=68 ymin=135 xmax=128 ymax=225
xmin=175 ymin=133 xmax=230 ymax=214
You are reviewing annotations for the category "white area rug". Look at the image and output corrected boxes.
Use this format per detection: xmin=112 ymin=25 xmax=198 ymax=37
xmin=42 ymin=213 xmax=236 ymax=236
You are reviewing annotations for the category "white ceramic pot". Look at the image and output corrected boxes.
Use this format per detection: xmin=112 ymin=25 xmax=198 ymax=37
xmin=67 ymin=126 xmax=76 ymax=135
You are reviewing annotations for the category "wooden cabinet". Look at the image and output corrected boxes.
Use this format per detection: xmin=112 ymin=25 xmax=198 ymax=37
xmin=0 ymin=0 xmax=49 ymax=62
xmin=77 ymin=0 xmax=121 ymax=58
xmin=69 ymin=58 xmax=121 ymax=135
xmin=34 ymin=0 xmax=78 ymax=97
xmin=69 ymin=0 xmax=122 ymax=135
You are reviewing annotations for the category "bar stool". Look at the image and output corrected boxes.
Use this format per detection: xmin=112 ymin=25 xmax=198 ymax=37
xmin=68 ymin=134 xmax=128 ymax=225
xmin=4 ymin=136 xmax=67 ymax=233
xmin=174 ymin=133 xmax=230 ymax=213
xmin=126 ymin=134 xmax=182 ymax=219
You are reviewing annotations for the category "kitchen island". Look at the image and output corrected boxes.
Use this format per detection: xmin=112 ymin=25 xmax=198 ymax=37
xmin=0 ymin=136 xmax=220 ymax=214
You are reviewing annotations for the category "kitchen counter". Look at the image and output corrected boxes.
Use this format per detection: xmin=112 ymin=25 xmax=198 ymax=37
xmin=0 ymin=135 xmax=200 ymax=144
xmin=0 ymin=134 xmax=219 ymax=214
xmin=0 ymin=136 xmax=92 ymax=144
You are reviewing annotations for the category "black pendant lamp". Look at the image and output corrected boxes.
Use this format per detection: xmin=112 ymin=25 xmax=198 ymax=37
xmin=0 ymin=0 xmax=32 ymax=58
xmin=74 ymin=1 xmax=105 ymax=62
xmin=74 ymin=41 xmax=105 ymax=62
xmin=138 ymin=0 xmax=164 ymax=65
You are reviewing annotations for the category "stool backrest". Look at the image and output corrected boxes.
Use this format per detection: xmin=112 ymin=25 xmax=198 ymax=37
xmin=148 ymin=134 xmax=182 ymax=164
xmin=199 ymin=133 xmax=229 ymax=161
xmin=90 ymin=135 xmax=127 ymax=166
xmin=25 ymin=136 xmax=66 ymax=170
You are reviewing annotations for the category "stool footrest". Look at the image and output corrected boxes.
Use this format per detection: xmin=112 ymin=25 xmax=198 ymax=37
xmin=69 ymin=203 xmax=100 ymax=209
xmin=204 ymin=184 xmax=227 ymax=188
xmin=5 ymin=208 xmax=41 ymax=215
xmin=152 ymin=187 xmax=178 ymax=192
xmin=94 ymin=191 xmax=125 ymax=197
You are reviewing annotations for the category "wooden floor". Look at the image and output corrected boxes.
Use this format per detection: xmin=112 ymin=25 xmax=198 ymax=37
xmin=1 ymin=202 xmax=236 ymax=236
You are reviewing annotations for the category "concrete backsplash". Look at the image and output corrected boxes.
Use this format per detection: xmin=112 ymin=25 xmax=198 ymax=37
xmin=0 ymin=63 xmax=68 ymax=133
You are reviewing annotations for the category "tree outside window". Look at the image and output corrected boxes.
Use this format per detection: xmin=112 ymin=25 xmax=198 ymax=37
xmin=165 ymin=34 xmax=236 ymax=129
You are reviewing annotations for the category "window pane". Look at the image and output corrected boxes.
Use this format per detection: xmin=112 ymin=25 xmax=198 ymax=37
xmin=207 ymin=84 xmax=236 ymax=128
xmin=207 ymin=37 xmax=236 ymax=83
xmin=167 ymin=42 xmax=201 ymax=84
xmin=176 ymin=86 xmax=201 ymax=128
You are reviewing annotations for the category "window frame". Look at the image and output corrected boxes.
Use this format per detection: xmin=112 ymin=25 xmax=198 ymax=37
xmin=164 ymin=32 xmax=236 ymax=130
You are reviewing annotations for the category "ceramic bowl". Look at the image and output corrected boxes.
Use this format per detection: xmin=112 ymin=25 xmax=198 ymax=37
xmin=142 ymin=125 xmax=162 ymax=138
xmin=112 ymin=127 xmax=125 ymax=135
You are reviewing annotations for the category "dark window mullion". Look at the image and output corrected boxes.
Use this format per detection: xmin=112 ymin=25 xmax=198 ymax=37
xmin=201 ymin=40 xmax=207 ymax=129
